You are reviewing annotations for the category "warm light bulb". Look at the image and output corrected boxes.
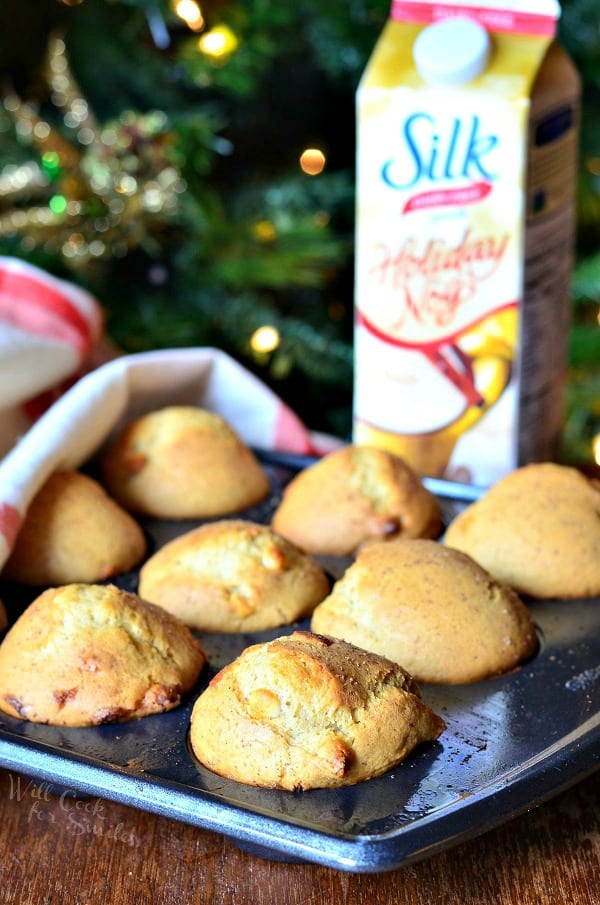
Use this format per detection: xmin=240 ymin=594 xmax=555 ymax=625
xmin=173 ymin=0 xmax=204 ymax=31
xmin=299 ymin=148 xmax=326 ymax=176
xmin=198 ymin=25 xmax=239 ymax=59
xmin=250 ymin=325 xmax=280 ymax=354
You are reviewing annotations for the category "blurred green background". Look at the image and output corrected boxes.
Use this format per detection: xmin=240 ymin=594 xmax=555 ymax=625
xmin=0 ymin=0 xmax=598 ymax=462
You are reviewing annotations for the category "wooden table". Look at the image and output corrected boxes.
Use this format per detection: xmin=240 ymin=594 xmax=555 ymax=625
xmin=1 ymin=765 xmax=598 ymax=904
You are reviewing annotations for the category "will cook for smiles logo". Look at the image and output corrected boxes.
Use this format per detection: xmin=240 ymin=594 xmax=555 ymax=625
xmin=4 ymin=772 xmax=139 ymax=846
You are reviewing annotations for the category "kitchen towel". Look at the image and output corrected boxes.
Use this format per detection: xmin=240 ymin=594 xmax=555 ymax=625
xmin=0 ymin=258 xmax=340 ymax=569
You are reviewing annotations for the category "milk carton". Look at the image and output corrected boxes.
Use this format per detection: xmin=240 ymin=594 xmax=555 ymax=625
xmin=353 ymin=0 xmax=580 ymax=485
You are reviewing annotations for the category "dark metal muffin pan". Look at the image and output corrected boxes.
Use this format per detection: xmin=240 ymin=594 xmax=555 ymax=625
xmin=0 ymin=454 xmax=598 ymax=873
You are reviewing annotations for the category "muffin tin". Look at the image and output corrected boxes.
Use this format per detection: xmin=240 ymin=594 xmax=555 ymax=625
xmin=0 ymin=452 xmax=598 ymax=873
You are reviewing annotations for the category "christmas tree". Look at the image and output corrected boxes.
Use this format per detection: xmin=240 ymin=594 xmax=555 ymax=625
xmin=0 ymin=0 xmax=598 ymax=460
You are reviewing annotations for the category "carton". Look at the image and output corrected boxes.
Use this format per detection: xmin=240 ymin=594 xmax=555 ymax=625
xmin=353 ymin=0 xmax=580 ymax=485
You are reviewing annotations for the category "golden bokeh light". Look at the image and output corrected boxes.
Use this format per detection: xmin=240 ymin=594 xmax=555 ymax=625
xmin=172 ymin=0 xmax=205 ymax=31
xmin=299 ymin=148 xmax=326 ymax=176
xmin=250 ymin=325 xmax=281 ymax=354
xmin=198 ymin=25 xmax=239 ymax=59
xmin=252 ymin=219 xmax=277 ymax=242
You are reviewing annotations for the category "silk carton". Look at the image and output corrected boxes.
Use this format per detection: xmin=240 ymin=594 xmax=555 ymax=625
xmin=353 ymin=0 xmax=580 ymax=485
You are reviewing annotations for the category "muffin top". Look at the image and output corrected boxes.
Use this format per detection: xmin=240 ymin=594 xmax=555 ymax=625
xmin=138 ymin=519 xmax=330 ymax=632
xmin=189 ymin=630 xmax=445 ymax=790
xmin=101 ymin=405 xmax=270 ymax=519
xmin=0 ymin=583 xmax=207 ymax=726
xmin=1 ymin=470 xmax=147 ymax=586
xmin=311 ymin=538 xmax=538 ymax=684
xmin=271 ymin=444 xmax=442 ymax=556
xmin=444 ymin=462 xmax=600 ymax=598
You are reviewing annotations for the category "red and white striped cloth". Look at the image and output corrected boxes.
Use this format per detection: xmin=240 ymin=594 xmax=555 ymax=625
xmin=0 ymin=256 xmax=104 ymax=453
xmin=0 ymin=257 xmax=340 ymax=570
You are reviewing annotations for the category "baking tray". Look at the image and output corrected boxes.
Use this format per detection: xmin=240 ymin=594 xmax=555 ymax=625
xmin=0 ymin=453 xmax=598 ymax=874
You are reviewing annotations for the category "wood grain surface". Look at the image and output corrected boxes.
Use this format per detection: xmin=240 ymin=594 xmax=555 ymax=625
xmin=0 ymin=767 xmax=598 ymax=904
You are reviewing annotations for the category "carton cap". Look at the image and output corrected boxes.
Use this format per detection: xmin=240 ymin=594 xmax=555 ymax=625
xmin=413 ymin=17 xmax=491 ymax=86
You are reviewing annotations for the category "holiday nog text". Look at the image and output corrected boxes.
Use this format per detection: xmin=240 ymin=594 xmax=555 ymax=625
xmin=368 ymin=228 xmax=510 ymax=336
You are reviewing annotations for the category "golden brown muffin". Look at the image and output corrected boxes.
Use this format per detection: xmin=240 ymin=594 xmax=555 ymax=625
xmin=189 ymin=631 xmax=444 ymax=790
xmin=139 ymin=519 xmax=330 ymax=633
xmin=1 ymin=470 xmax=147 ymax=586
xmin=271 ymin=445 xmax=442 ymax=557
xmin=0 ymin=583 xmax=207 ymax=727
xmin=100 ymin=406 xmax=270 ymax=519
xmin=311 ymin=539 xmax=537 ymax=684
xmin=444 ymin=463 xmax=600 ymax=599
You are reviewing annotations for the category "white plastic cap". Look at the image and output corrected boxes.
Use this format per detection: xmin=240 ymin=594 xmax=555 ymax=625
xmin=413 ymin=17 xmax=492 ymax=86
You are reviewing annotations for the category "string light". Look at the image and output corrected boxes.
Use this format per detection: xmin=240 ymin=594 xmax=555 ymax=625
xmin=299 ymin=148 xmax=326 ymax=176
xmin=49 ymin=194 xmax=68 ymax=214
xmin=33 ymin=122 xmax=51 ymax=141
xmin=0 ymin=33 xmax=187 ymax=266
xmin=0 ymin=162 xmax=47 ymax=197
xmin=250 ymin=325 xmax=281 ymax=354
xmin=172 ymin=0 xmax=205 ymax=31
xmin=252 ymin=219 xmax=277 ymax=243
xmin=594 ymin=434 xmax=600 ymax=466
xmin=198 ymin=25 xmax=239 ymax=60
xmin=41 ymin=151 xmax=62 ymax=179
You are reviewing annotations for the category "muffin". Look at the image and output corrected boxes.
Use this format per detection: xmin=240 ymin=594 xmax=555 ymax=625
xmin=271 ymin=445 xmax=442 ymax=557
xmin=444 ymin=462 xmax=600 ymax=598
xmin=311 ymin=539 xmax=537 ymax=684
xmin=1 ymin=470 xmax=147 ymax=586
xmin=100 ymin=405 xmax=270 ymax=519
xmin=0 ymin=583 xmax=207 ymax=726
xmin=139 ymin=519 xmax=330 ymax=632
xmin=189 ymin=631 xmax=445 ymax=790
